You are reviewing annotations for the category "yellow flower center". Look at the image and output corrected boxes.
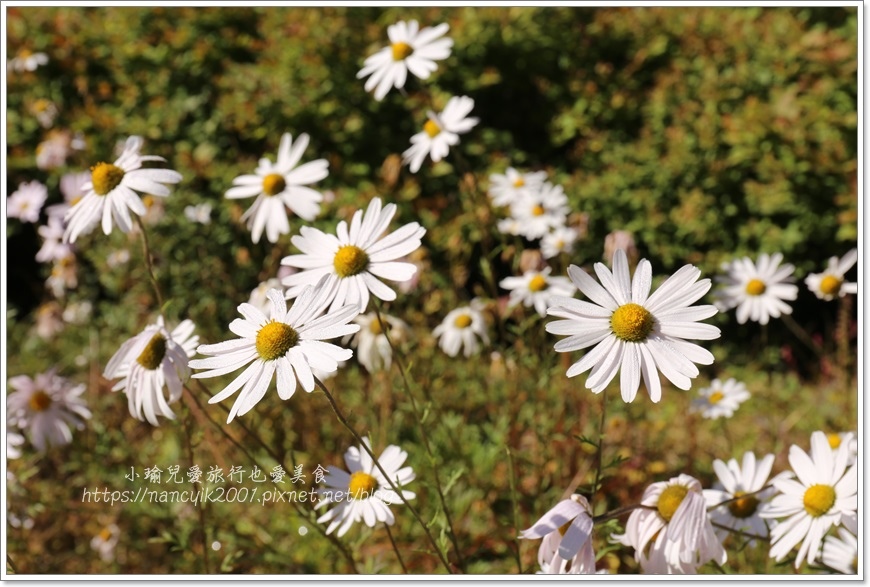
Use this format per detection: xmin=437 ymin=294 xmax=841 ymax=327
xmin=528 ymin=275 xmax=548 ymax=292
xmin=333 ymin=245 xmax=370 ymax=278
xmin=255 ymin=321 xmax=299 ymax=361
xmin=391 ymin=41 xmax=413 ymax=61
xmin=368 ymin=319 xmax=385 ymax=335
xmin=91 ymin=162 xmax=125 ymax=196
xmin=531 ymin=205 xmax=545 ymax=217
xmin=28 ymin=390 xmax=53 ymax=412
xmin=610 ymin=303 xmax=655 ymax=343
xmin=657 ymin=484 xmax=689 ymax=523
xmin=727 ymin=490 xmax=759 ymax=519
xmin=262 ymin=173 xmax=286 ymax=197
xmin=424 ymin=119 xmax=441 ymax=138
xmin=453 ymin=314 xmax=473 ymax=329
xmin=513 ymin=177 xmax=525 ymax=188
xmin=708 ymin=391 xmax=725 ymax=404
xmin=803 ymin=484 xmax=836 ymax=518
xmin=348 ymin=471 xmax=378 ymax=500
xmin=827 ymin=433 xmax=842 ymax=449
xmin=33 ymin=98 xmax=51 ymax=112
xmin=745 ymin=278 xmax=766 ymax=296
xmin=98 ymin=527 xmax=114 ymax=541
xmin=136 ymin=333 xmax=167 ymax=370
xmin=819 ymin=275 xmax=842 ymax=296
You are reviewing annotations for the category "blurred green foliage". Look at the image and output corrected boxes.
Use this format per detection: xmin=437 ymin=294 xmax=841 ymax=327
xmin=5 ymin=6 xmax=858 ymax=575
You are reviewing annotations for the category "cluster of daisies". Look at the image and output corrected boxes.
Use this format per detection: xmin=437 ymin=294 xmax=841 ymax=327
xmin=522 ymin=431 xmax=857 ymax=574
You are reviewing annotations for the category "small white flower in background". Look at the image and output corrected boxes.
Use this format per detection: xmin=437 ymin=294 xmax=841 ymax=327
xmin=714 ymin=253 xmax=798 ymax=325
xmin=612 ymin=474 xmax=727 ymax=574
xmin=817 ymin=431 xmax=857 ymax=468
xmin=190 ymin=278 xmax=360 ymax=423
xmin=37 ymin=131 xmax=85 ymax=171
xmin=7 ymin=370 xmax=91 ymax=452
xmin=315 ymin=436 xmax=415 ymax=537
xmin=541 ymin=226 xmax=579 ymax=260
xmin=821 ymin=528 xmax=858 ymax=574
xmin=184 ymin=202 xmax=212 ymax=225
xmin=30 ymin=97 xmax=58 ymax=128
xmin=63 ymin=136 xmax=183 ymax=243
xmin=805 ymin=249 xmax=858 ymax=301
xmin=62 ymin=300 xmax=93 ymax=325
xmin=247 ymin=278 xmax=284 ymax=314
xmin=104 ymin=317 xmax=198 ymax=426
xmin=282 ymin=197 xmax=426 ymax=313
xmin=488 ymin=167 xmax=548 ymax=208
xmin=35 ymin=302 xmax=65 ymax=340
xmin=345 ymin=312 xmax=409 ymax=373
xmin=500 ymin=267 xmax=577 ymax=317
xmin=46 ymin=255 xmax=78 ymax=298
xmin=357 ymin=20 xmax=452 ymax=101
xmin=520 ymin=494 xmax=597 ymax=574
xmin=506 ymin=182 xmax=570 ymax=240
xmin=703 ymin=452 xmax=782 ymax=541
xmin=496 ymin=217 xmax=524 ymax=238
xmin=7 ymin=49 xmax=48 ymax=72
xmin=47 ymin=171 xmax=91 ymax=219
xmin=762 ymin=430 xmax=857 ymax=568
xmin=403 ymin=95 xmax=479 ymax=173
xmin=603 ymin=230 xmax=638 ymax=267
xmin=7 ymin=429 xmax=25 ymax=460
xmin=7 ymin=180 xmax=48 ymax=223
xmin=690 ymin=378 xmax=750 ymax=420
xmin=90 ymin=524 xmax=120 ymax=563
xmin=36 ymin=216 xmax=75 ymax=264
xmin=547 ymin=249 xmax=720 ymax=403
xmin=433 ymin=298 xmax=489 ymax=358
xmin=225 ymin=132 xmax=328 ymax=244
xmin=106 ymin=249 xmax=131 ymax=269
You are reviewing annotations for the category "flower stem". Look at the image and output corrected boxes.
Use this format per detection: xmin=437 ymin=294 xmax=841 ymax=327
xmin=134 ymin=215 xmax=166 ymax=315
xmin=384 ymin=522 xmax=408 ymax=574
xmin=505 ymin=446 xmax=523 ymax=575
xmin=314 ymin=376 xmax=454 ymax=574
xmin=590 ymin=387 xmax=608 ymax=500
xmin=180 ymin=396 xmax=210 ymax=574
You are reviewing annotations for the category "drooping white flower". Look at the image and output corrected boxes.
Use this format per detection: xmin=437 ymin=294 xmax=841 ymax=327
xmin=821 ymin=528 xmax=858 ymax=574
xmin=762 ymin=431 xmax=857 ymax=568
xmin=104 ymin=317 xmax=198 ymax=426
xmin=357 ymin=20 xmax=452 ymax=101
xmin=805 ymin=249 xmax=858 ymax=301
xmin=403 ymin=95 xmax=479 ymax=173
xmin=36 ymin=216 xmax=75 ymax=263
xmin=7 ymin=370 xmax=91 ymax=451
xmin=315 ymin=436 xmax=416 ymax=537
xmin=345 ymin=312 xmax=409 ymax=374
xmin=225 ymin=132 xmax=328 ymax=244
xmin=690 ymin=377 xmax=750 ymax=419
xmin=488 ymin=167 xmax=548 ymax=208
xmin=520 ymin=494 xmax=596 ymax=574
xmin=433 ymin=299 xmax=489 ymax=358
xmin=547 ymin=249 xmax=720 ymax=403
xmin=7 ymin=429 xmax=25 ymax=459
xmin=281 ymin=197 xmax=426 ymax=313
xmin=189 ymin=278 xmax=360 ymax=423
xmin=7 ymin=180 xmax=48 ymax=223
xmin=714 ymin=253 xmax=798 ymax=325
xmin=63 ymin=136 xmax=182 ymax=243
xmin=500 ymin=267 xmax=577 ymax=317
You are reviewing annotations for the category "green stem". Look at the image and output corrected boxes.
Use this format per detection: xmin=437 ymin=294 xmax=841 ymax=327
xmin=506 ymin=446 xmax=523 ymax=575
xmin=590 ymin=387 xmax=608 ymax=501
xmin=384 ymin=522 xmax=409 ymax=574
xmin=180 ymin=396 xmax=210 ymax=574
xmin=134 ymin=215 xmax=166 ymax=315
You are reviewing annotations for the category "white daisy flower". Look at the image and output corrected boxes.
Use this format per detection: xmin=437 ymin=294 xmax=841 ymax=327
xmin=714 ymin=253 xmax=798 ymax=325
xmin=225 ymin=132 xmax=328 ymax=244
xmin=500 ymin=267 xmax=577 ymax=317
xmin=507 ymin=182 xmax=570 ymax=240
xmin=612 ymin=474 xmax=727 ymax=574
xmin=805 ymin=249 xmax=858 ymax=301
xmin=7 ymin=429 xmax=25 ymax=460
xmin=488 ymin=167 xmax=548 ymax=208
xmin=6 ymin=370 xmax=91 ymax=452
xmin=519 ymin=494 xmax=596 ymax=574
xmin=703 ymin=452 xmax=782 ymax=541
xmin=315 ymin=436 xmax=416 ymax=537
xmin=762 ymin=430 xmax=858 ymax=568
xmin=281 ymin=197 xmax=426 ymax=313
xmin=433 ymin=299 xmax=489 ymax=358
xmin=63 ymin=136 xmax=182 ymax=243
xmin=183 ymin=202 xmax=212 ymax=225
xmin=821 ymin=431 xmax=857 ymax=467
xmin=36 ymin=216 xmax=75 ymax=264
xmin=7 ymin=49 xmax=48 ymax=72
xmin=345 ymin=312 xmax=409 ymax=374
xmin=546 ymin=249 xmax=720 ymax=403
xmin=90 ymin=523 xmax=121 ymax=563
xmin=7 ymin=180 xmax=48 ymax=223
xmin=689 ymin=377 xmax=750 ymax=419
xmin=821 ymin=528 xmax=858 ymax=574
xmin=104 ymin=317 xmax=198 ymax=426
xmin=402 ymin=95 xmax=479 ymax=173
xmin=541 ymin=226 xmax=579 ymax=260
xmin=189 ymin=278 xmax=360 ymax=423
xmin=357 ymin=20 xmax=452 ymax=101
